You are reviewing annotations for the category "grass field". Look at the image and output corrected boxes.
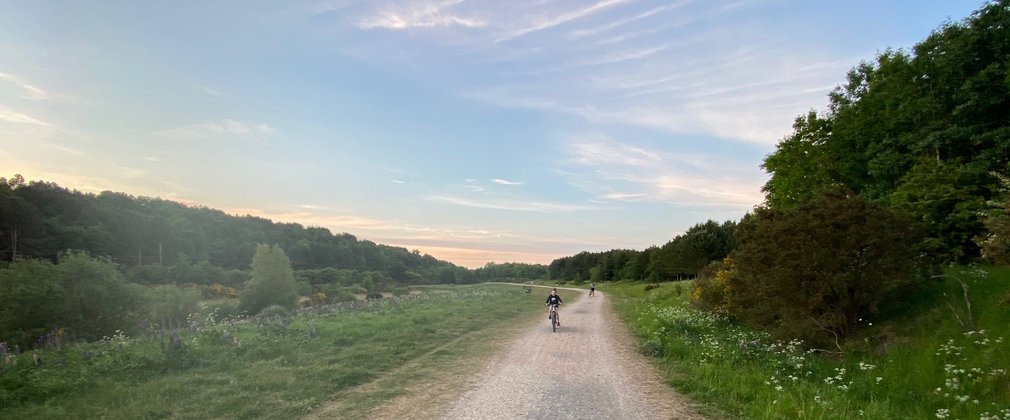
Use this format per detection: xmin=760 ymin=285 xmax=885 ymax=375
xmin=607 ymin=266 xmax=1010 ymax=419
xmin=0 ymin=283 xmax=545 ymax=419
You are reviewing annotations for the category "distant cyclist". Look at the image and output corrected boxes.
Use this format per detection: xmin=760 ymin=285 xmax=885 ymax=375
xmin=589 ymin=282 xmax=596 ymax=297
xmin=545 ymin=288 xmax=563 ymax=326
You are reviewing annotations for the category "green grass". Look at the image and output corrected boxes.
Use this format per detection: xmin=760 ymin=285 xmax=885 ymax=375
xmin=0 ymin=283 xmax=543 ymax=419
xmin=608 ymin=266 xmax=1010 ymax=420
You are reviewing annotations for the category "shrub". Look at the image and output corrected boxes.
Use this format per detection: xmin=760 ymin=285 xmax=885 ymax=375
xmin=977 ymin=171 xmax=1010 ymax=265
xmin=257 ymin=304 xmax=288 ymax=318
xmin=0 ymin=251 xmax=143 ymax=345
xmin=691 ymin=257 xmax=735 ymax=316
xmin=145 ymin=284 xmax=201 ymax=326
xmin=728 ymin=190 xmax=928 ymax=344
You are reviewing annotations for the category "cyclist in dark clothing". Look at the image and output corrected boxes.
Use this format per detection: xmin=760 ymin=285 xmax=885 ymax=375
xmin=545 ymin=288 xmax=563 ymax=326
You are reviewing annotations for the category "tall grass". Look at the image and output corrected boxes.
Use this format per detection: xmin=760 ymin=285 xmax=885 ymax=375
xmin=609 ymin=266 xmax=1010 ymax=419
xmin=0 ymin=284 xmax=541 ymax=418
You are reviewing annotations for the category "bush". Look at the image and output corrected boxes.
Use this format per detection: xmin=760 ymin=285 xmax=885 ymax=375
xmin=977 ymin=171 xmax=1010 ymax=265
xmin=391 ymin=287 xmax=410 ymax=297
xmin=145 ymin=284 xmax=201 ymax=325
xmin=728 ymin=190 xmax=928 ymax=344
xmin=257 ymin=304 xmax=288 ymax=318
xmin=0 ymin=251 xmax=143 ymax=345
xmin=691 ymin=257 xmax=735 ymax=316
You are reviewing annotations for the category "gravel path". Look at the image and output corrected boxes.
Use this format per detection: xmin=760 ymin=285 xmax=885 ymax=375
xmin=438 ymin=287 xmax=706 ymax=420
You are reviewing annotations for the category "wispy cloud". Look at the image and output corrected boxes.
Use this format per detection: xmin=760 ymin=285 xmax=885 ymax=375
xmin=196 ymin=84 xmax=224 ymax=96
xmin=0 ymin=106 xmax=50 ymax=126
xmin=0 ymin=72 xmax=50 ymax=101
xmin=576 ymin=45 xmax=667 ymax=67
xmin=568 ymin=2 xmax=689 ymax=39
xmin=154 ymin=120 xmax=276 ymax=142
xmin=357 ymin=0 xmax=486 ymax=30
xmin=428 ymin=194 xmax=608 ymax=213
xmin=353 ymin=0 xmax=840 ymax=145
xmin=490 ymin=178 xmax=522 ymax=185
xmin=570 ymin=136 xmax=661 ymax=167
xmin=496 ymin=0 xmax=631 ymax=41
xmin=560 ymin=135 xmax=765 ymax=210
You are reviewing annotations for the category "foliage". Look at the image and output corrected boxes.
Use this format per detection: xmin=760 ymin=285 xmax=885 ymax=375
xmin=0 ymin=177 xmax=461 ymax=284
xmin=0 ymin=251 xmax=144 ymax=346
xmin=728 ymin=191 xmax=927 ymax=343
xmin=144 ymin=284 xmax=201 ymax=325
xmin=608 ymin=267 xmax=1010 ymax=420
xmin=648 ymin=220 xmax=737 ymax=281
xmin=548 ymin=220 xmax=735 ymax=283
xmin=474 ymin=262 xmax=546 ymax=282
xmin=690 ymin=257 xmax=735 ymax=316
xmin=196 ymin=298 xmax=243 ymax=320
xmin=239 ymin=245 xmax=298 ymax=315
xmin=977 ymin=171 xmax=1010 ymax=265
xmin=256 ymin=304 xmax=288 ymax=319
xmin=889 ymin=159 xmax=989 ymax=263
xmin=761 ymin=0 xmax=1010 ymax=263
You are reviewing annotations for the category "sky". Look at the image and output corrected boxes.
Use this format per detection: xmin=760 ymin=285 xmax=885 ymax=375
xmin=0 ymin=0 xmax=986 ymax=268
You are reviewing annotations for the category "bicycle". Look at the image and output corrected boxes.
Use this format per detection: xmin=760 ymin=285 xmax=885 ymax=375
xmin=548 ymin=303 xmax=560 ymax=332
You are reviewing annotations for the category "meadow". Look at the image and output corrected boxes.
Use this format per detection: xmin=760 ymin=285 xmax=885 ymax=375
xmin=607 ymin=266 xmax=1010 ymax=419
xmin=0 ymin=284 xmax=543 ymax=419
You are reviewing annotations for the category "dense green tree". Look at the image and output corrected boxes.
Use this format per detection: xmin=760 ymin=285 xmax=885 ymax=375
xmin=761 ymin=1 xmax=1010 ymax=262
xmin=239 ymin=244 xmax=298 ymax=315
xmin=761 ymin=111 xmax=838 ymax=208
xmin=889 ymin=159 xmax=989 ymax=263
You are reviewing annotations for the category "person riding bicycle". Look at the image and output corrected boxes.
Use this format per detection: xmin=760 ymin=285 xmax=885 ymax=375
xmin=545 ymin=288 xmax=563 ymax=326
xmin=589 ymin=282 xmax=596 ymax=296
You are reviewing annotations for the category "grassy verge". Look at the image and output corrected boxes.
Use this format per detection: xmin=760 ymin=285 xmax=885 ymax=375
xmin=0 ymin=283 xmax=542 ymax=418
xmin=608 ymin=266 xmax=1010 ymax=420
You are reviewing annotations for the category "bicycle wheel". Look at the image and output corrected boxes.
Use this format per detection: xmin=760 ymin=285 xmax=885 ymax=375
xmin=551 ymin=310 xmax=557 ymax=332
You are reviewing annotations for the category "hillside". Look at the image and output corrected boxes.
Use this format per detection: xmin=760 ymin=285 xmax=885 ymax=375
xmin=0 ymin=177 xmax=464 ymax=283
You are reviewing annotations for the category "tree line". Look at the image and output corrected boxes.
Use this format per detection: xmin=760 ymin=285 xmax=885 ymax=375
xmin=0 ymin=177 xmax=461 ymax=283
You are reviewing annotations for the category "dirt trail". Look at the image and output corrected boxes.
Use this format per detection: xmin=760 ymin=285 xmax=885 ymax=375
xmin=433 ymin=286 xmax=706 ymax=419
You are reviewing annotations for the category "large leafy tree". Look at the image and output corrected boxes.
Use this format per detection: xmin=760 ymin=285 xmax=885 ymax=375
xmin=762 ymin=111 xmax=838 ymax=209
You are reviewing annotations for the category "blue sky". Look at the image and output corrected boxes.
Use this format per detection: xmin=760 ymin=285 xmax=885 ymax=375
xmin=0 ymin=0 xmax=984 ymax=267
